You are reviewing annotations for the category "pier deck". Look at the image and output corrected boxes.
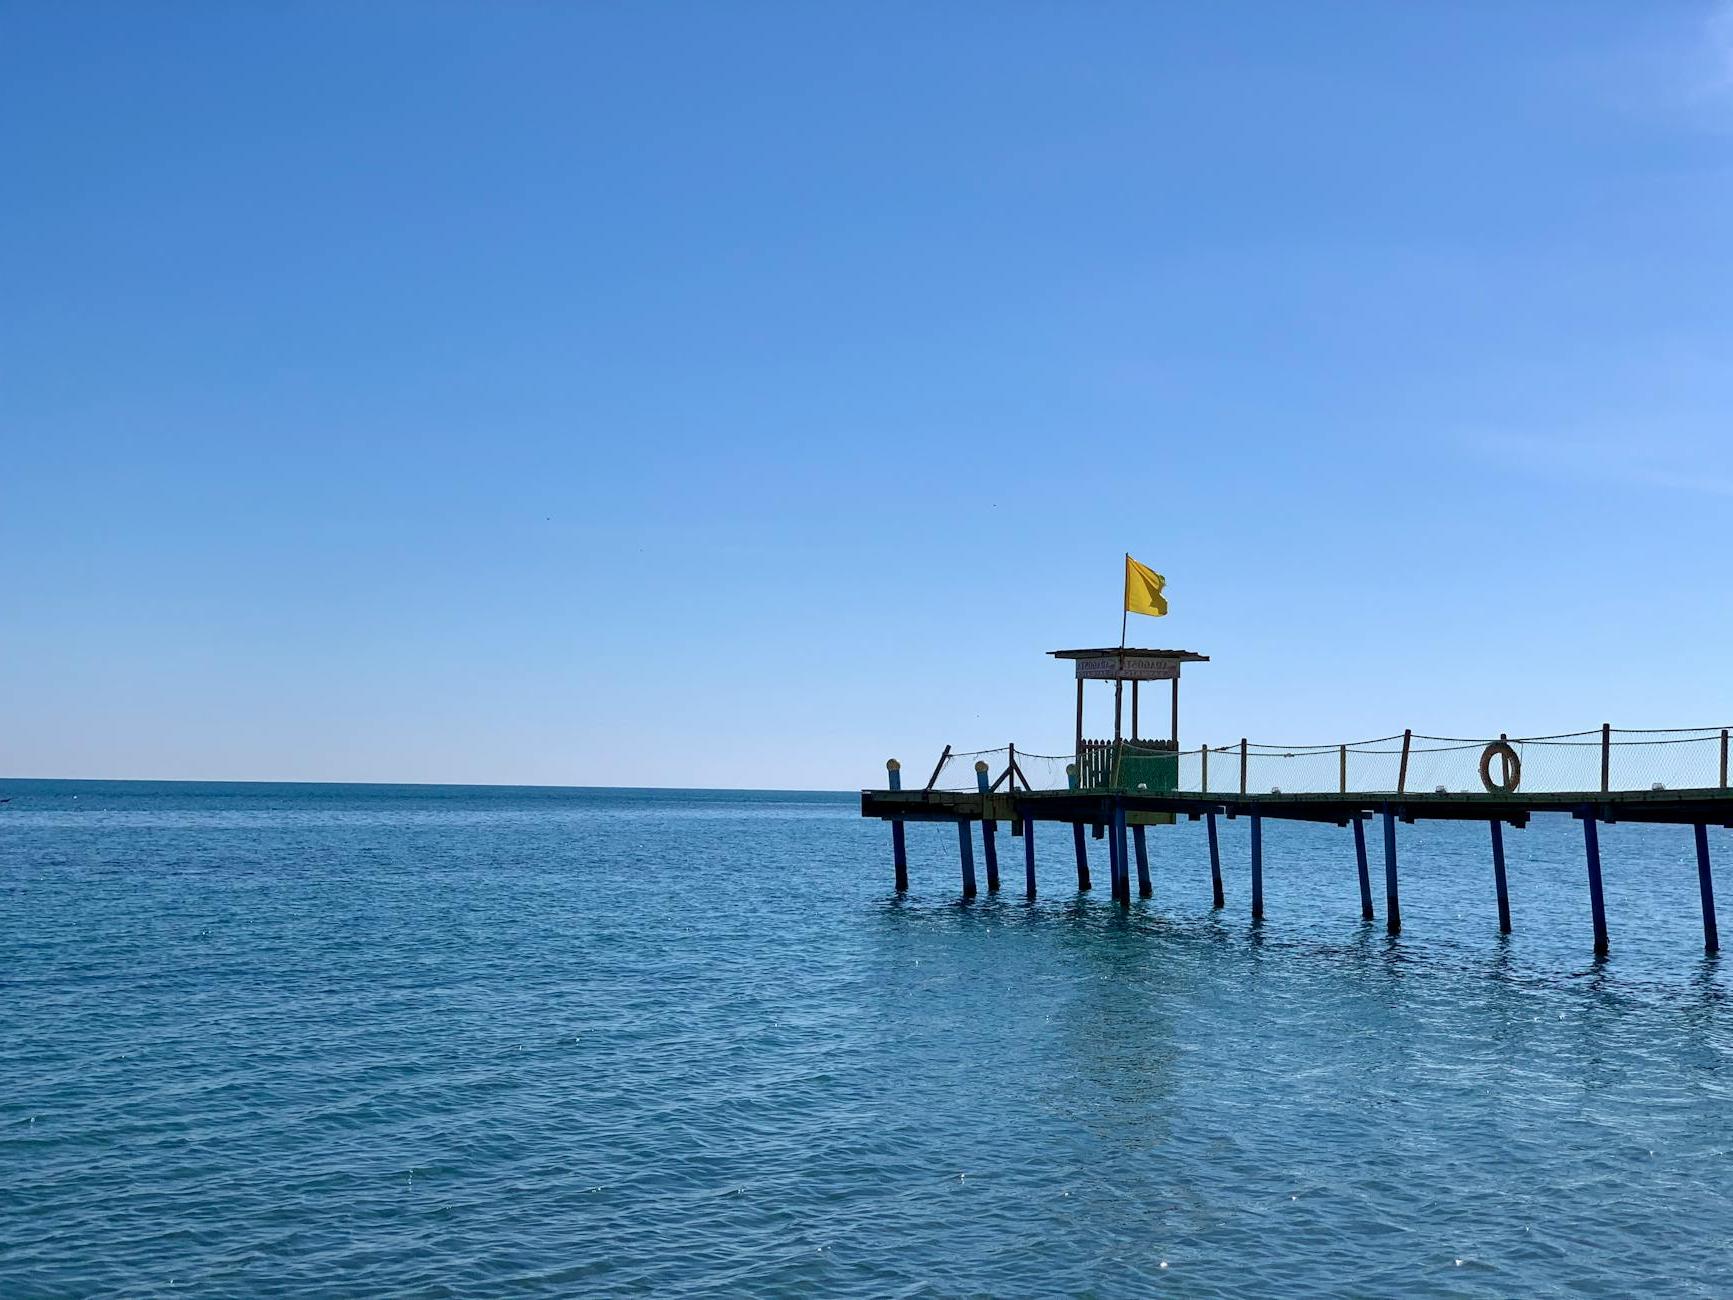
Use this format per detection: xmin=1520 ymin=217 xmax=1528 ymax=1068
xmin=862 ymin=785 xmax=1733 ymax=829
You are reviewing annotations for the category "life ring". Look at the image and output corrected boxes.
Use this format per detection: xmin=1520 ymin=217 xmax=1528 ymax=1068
xmin=1479 ymin=741 xmax=1521 ymax=794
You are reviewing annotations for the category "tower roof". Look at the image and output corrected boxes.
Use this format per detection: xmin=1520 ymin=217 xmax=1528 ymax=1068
xmin=1048 ymin=648 xmax=1209 ymax=661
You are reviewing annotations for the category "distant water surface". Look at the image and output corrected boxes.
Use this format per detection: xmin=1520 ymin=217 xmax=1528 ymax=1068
xmin=3 ymin=779 xmax=1732 ymax=1296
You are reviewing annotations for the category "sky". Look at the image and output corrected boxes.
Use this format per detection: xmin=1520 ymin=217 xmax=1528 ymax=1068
xmin=4 ymin=2 xmax=1733 ymax=789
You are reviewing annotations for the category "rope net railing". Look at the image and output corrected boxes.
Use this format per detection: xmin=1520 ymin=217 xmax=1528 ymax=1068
xmin=903 ymin=727 xmax=1733 ymax=797
xmin=923 ymin=746 xmax=1076 ymax=793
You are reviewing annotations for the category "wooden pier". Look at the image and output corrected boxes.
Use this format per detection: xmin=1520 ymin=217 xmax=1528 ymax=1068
xmin=862 ymin=781 xmax=1733 ymax=956
xmin=862 ymin=646 xmax=1733 ymax=955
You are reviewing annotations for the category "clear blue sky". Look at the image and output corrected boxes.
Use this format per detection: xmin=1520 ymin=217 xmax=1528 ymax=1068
xmin=5 ymin=3 xmax=1732 ymax=788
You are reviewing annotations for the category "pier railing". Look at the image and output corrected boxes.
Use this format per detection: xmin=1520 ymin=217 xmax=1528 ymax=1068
xmin=920 ymin=726 xmax=1733 ymax=797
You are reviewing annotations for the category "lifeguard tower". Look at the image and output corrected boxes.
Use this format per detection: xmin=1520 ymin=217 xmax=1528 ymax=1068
xmin=1049 ymin=647 xmax=1209 ymax=791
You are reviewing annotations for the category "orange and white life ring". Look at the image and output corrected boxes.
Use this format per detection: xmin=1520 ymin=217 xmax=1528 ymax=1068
xmin=1479 ymin=741 xmax=1521 ymax=794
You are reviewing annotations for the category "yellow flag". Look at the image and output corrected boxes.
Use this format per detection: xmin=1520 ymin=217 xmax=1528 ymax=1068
xmin=1125 ymin=555 xmax=1168 ymax=617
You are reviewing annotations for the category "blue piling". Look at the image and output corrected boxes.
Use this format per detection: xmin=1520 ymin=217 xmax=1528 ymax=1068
xmin=1491 ymin=820 xmax=1511 ymax=934
xmin=1133 ymin=824 xmax=1152 ymax=898
xmin=1581 ymin=809 xmax=1608 ymax=956
xmin=1023 ymin=810 xmax=1037 ymax=899
xmin=1107 ymin=804 xmax=1123 ymax=902
xmin=1352 ymin=816 xmax=1373 ymax=921
xmin=1383 ymin=807 xmax=1401 ymax=935
xmin=1207 ymin=811 xmax=1224 ymax=908
xmin=1060 ymin=759 xmax=1088 ymax=894
xmin=1250 ymin=813 xmax=1264 ymax=920
xmin=975 ymin=762 xmax=999 ymax=892
xmin=957 ymin=820 xmax=977 ymax=898
xmin=1115 ymin=802 xmax=1131 ymax=905
xmin=1695 ymin=824 xmax=1719 ymax=955
xmin=887 ymin=759 xmax=908 ymax=892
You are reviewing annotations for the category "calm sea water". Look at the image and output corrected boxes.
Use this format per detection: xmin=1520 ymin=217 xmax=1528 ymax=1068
xmin=3 ymin=780 xmax=1732 ymax=1296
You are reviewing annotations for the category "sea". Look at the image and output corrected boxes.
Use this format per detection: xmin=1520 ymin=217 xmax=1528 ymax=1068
xmin=3 ymin=779 xmax=1731 ymax=1297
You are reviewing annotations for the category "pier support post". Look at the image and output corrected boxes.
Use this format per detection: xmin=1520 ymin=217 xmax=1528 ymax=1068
xmin=1134 ymin=824 xmax=1152 ymax=898
xmin=1067 ymin=763 xmax=1091 ymax=890
xmin=1581 ymin=809 xmax=1608 ymax=956
xmin=1694 ymin=823 xmax=1718 ymax=955
xmin=974 ymin=762 xmax=999 ymax=892
xmin=1250 ymin=813 xmax=1264 ymax=921
xmin=1023 ymin=811 xmax=1037 ymax=900
xmin=1207 ymin=812 xmax=1224 ymax=908
xmin=1109 ymin=803 xmax=1128 ymax=904
xmin=887 ymin=760 xmax=908 ymax=892
xmin=1353 ymin=816 xmax=1372 ymax=921
xmin=1106 ymin=807 xmax=1121 ymax=900
xmin=1123 ymin=808 xmax=1135 ymax=904
xmin=1383 ymin=807 xmax=1401 ymax=935
xmin=1490 ymin=820 xmax=1511 ymax=934
xmin=957 ymin=820 xmax=977 ymax=899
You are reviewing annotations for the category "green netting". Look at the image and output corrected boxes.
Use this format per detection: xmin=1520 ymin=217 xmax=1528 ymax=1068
xmin=1115 ymin=742 xmax=1178 ymax=793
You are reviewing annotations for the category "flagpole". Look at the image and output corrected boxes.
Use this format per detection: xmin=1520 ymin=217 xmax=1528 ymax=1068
xmin=1115 ymin=554 xmax=1127 ymax=783
xmin=1120 ymin=553 xmax=1128 ymax=651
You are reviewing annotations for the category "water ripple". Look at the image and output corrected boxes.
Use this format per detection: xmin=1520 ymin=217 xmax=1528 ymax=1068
xmin=2 ymin=780 xmax=1732 ymax=1295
